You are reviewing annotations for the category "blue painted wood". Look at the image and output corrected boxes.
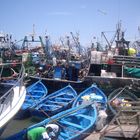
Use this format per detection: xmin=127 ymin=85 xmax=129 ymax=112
xmin=30 ymin=85 xmax=77 ymax=119
xmin=6 ymin=101 xmax=97 ymax=140
xmin=53 ymin=66 xmax=63 ymax=79
xmin=72 ymin=84 xmax=107 ymax=110
xmin=15 ymin=80 xmax=48 ymax=119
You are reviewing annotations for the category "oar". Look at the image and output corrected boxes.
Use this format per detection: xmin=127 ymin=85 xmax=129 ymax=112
xmin=48 ymin=92 xmax=74 ymax=99
xmin=47 ymin=100 xmax=96 ymax=123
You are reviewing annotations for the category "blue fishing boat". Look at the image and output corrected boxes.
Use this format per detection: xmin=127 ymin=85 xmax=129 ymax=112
xmin=30 ymin=85 xmax=77 ymax=119
xmin=5 ymin=101 xmax=97 ymax=140
xmin=72 ymin=84 xmax=108 ymax=131
xmin=15 ymin=80 xmax=48 ymax=119
xmin=72 ymin=84 xmax=107 ymax=110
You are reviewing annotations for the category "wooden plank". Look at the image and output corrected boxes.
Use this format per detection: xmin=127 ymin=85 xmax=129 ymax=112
xmin=102 ymin=124 xmax=139 ymax=138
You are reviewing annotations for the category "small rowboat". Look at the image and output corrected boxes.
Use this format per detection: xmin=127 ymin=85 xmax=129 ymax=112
xmin=30 ymin=85 xmax=77 ymax=119
xmin=108 ymin=86 xmax=139 ymax=115
xmin=15 ymin=80 xmax=48 ymax=119
xmin=5 ymin=101 xmax=97 ymax=140
xmin=72 ymin=84 xmax=107 ymax=110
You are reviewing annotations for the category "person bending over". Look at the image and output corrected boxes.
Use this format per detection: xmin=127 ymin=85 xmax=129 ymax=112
xmin=27 ymin=123 xmax=59 ymax=140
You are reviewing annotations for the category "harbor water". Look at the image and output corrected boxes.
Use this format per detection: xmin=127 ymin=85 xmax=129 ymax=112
xmin=1 ymin=117 xmax=40 ymax=139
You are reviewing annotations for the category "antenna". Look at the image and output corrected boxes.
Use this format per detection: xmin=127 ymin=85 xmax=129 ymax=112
xmin=59 ymin=37 xmax=65 ymax=48
xmin=138 ymin=26 xmax=140 ymax=37
xmin=29 ymin=24 xmax=36 ymax=41
xmin=32 ymin=24 xmax=35 ymax=37
xmin=45 ymin=28 xmax=47 ymax=36
xmin=32 ymin=24 xmax=35 ymax=41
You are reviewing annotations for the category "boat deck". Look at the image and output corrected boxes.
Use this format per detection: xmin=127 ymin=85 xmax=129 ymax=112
xmin=84 ymin=124 xmax=139 ymax=140
xmin=101 ymin=124 xmax=139 ymax=139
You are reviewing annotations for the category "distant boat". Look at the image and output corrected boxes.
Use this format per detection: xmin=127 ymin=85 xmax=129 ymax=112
xmin=0 ymin=63 xmax=26 ymax=135
xmin=15 ymin=80 xmax=48 ymax=119
xmin=84 ymin=22 xmax=140 ymax=95
xmin=30 ymin=85 xmax=77 ymax=119
xmin=29 ymin=59 xmax=89 ymax=84
xmin=72 ymin=84 xmax=107 ymax=110
xmin=5 ymin=101 xmax=97 ymax=140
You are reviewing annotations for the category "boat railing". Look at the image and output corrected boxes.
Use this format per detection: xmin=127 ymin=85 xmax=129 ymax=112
xmin=0 ymin=63 xmax=25 ymax=115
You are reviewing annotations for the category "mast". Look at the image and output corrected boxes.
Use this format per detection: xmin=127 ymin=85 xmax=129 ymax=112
xmin=116 ymin=21 xmax=122 ymax=48
xmin=70 ymin=32 xmax=81 ymax=56
xmin=101 ymin=32 xmax=111 ymax=50
xmin=115 ymin=21 xmax=130 ymax=55
xmin=31 ymin=24 xmax=35 ymax=41
xmin=66 ymin=36 xmax=70 ymax=62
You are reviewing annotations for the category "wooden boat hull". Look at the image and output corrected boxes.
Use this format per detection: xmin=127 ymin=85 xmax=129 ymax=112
xmin=30 ymin=85 xmax=77 ymax=119
xmin=5 ymin=101 xmax=97 ymax=140
xmin=15 ymin=80 xmax=48 ymax=119
xmin=72 ymin=84 xmax=107 ymax=110
xmin=29 ymin=76 xmax=87 ymax=93
xmin=29 ymin=75 xmax=140 ymax=98
xmin=108 ymin=87 xmax=139 ymax=115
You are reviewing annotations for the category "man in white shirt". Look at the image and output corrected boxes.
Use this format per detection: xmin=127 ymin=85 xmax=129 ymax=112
xmin=42 ymin=124 xmax=60 ymax=140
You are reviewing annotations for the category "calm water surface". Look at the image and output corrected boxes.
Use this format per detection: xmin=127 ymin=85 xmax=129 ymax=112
xmin=1 ymin=117 xmax=41 ymax=139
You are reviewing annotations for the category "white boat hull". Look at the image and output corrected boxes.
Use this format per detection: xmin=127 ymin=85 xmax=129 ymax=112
xmin=0 ymin=86 xmax=26 ymax=129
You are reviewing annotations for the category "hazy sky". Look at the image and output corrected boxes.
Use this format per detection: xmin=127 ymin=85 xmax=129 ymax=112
xmin=0 ymin=0 xmax=140 ymax=46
